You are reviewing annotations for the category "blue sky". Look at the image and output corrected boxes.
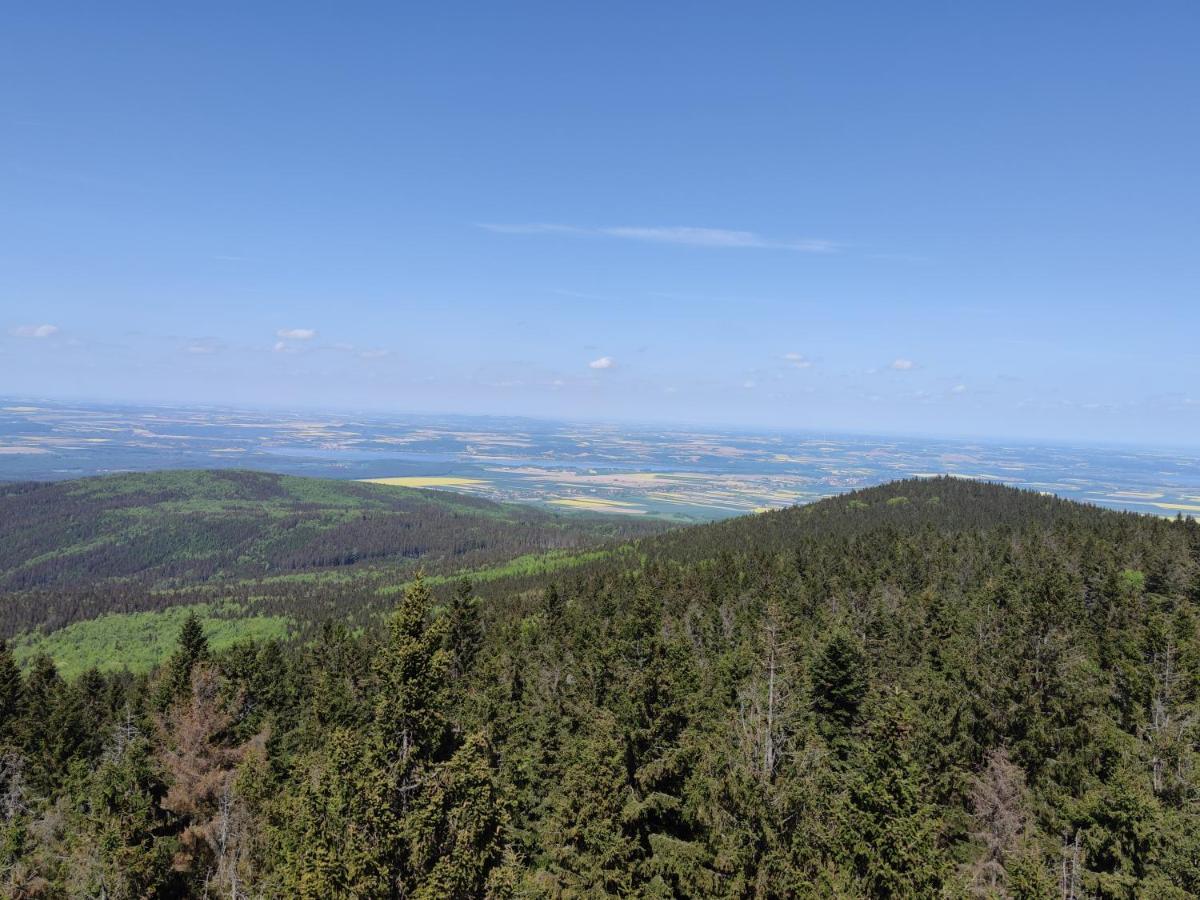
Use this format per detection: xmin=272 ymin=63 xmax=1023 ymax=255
xmin=2 ymin=2 xmax=1198 ymax=445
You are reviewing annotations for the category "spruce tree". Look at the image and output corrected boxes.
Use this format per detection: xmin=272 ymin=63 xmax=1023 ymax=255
xmin=847 ymin=690 xmax=948 ymax=896
xmin=810 ymin=629 xmax=868 ymax=740
xmin=408 ymin=732 xmax=508 ymax=898
xmin=157 ymin=612 xmax=210 ymax=710
xmin=373 ymin=574 xmax=451 ymax=789
xmin=279 ymin=728 xmax=397 ymax=898
xmin=543 ymin=707 xmax=640 ymax=895
xmin=0 ymin=640 xmax=21 ymax=741
xmin=66 ymin=723 xmax=178 ymax=899
xmin=447 ymin=577 xmax=483 ymax=680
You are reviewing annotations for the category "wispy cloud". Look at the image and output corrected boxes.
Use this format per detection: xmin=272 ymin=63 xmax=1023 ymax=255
xmin=11 ymin=324 xmax=59 ymax=338
xmin=277 ymin=328 xmax=317 ymax=340
xmin=479 ymin=222 xmax=837 ymax=253
xmin=781 ymin=352 xmax=814 ymax=369
xmin=602 ymin=226 xmax=834 ymax=252
xmin=890 ymin=358 xmax=915 ymax=371
xmin=185 ymin=338 xmax=224 ymax=355
xmin=589 ymin=356 xmax=616 ymax=370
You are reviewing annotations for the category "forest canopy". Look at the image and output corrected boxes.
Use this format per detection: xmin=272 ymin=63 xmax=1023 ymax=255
xmin=1 ymin=475 xmax=1198 ymax=897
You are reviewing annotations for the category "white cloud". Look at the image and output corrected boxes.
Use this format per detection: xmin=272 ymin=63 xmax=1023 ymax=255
xmin=951 ymin=383 xmax=967 ymax=394
xmin=781 ymin=352 xmax=813 ymax=369
xmin=480 ymin=223 xmax=837 ymax=253
xmin=359 ymin=349 xmax=391 ymax=359
xmin=273 ymin=340 xmax=288 ymax=353
xmin=589 ymin=356 xmax=615 ymax=370
xmin=276 ymin=328 xmax=316 ymax=340
xmin=11 ymin=324 xmax=59 ymax=338
xmin=604 ymin=227 xmax=837 ymax=253
xmin=743 ymin=379 xmax=757 ymax=389
xmin=890 ymin=358 xmax=915 ymax=371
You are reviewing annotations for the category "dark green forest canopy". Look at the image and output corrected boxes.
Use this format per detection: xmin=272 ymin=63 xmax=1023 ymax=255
xmin=0 ymin=469 xmax=667 ymax=640
xmin=2 ymin=475 xmax=1199 ymax=897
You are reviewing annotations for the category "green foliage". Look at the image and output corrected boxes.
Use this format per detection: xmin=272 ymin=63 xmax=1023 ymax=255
xmin=447 ymin=578 xmax=483 ymax=679
xmin=4 ymin=476 xmax=1200 ymax=896
xmin=278 ymin=728 xmax=399 ymax=898
xmin=541 ymin=707 xmax=641 ymax=895
xmin=158 ymin=611 xmax=210 ymax=707
xmin=408 ymin=732 xmax=507 ymax=899
xmin=810 ymin=629 xmax=868 ymax=738
xmin=8 ymin=603 xmax=293 ymax=678
xmin=372 ymin=574 xmax=451 ymax=770
xmin=0 ymin=640 xmax=21 ymax=738
xmin=847 ymin=691 xmax=948 ymax=896
xmin=65 ymin=725 xmax=180 ymax=899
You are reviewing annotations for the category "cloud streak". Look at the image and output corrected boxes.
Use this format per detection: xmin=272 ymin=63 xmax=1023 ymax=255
xmin=11 ymin=324 xmax=59 ymax=338
xmin=589 ymin=356 xmax=615 ymax=370
xmin=277 ymin=328 xmax=317 ymax=340
xmin=478 ymin=223 xmax=837 ymax=253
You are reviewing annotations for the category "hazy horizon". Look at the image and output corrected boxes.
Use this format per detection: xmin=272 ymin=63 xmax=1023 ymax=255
xmin=5 ymin=390 xmax=1200 ymax=453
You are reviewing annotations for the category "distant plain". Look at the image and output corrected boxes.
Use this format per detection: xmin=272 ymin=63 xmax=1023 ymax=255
xmin=3 ymin=398 xmax=1199 ymax=520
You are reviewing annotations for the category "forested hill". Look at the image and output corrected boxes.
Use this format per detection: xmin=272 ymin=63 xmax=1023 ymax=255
xmin=0 ymin=469 xmax=663 ymax=592
xmin=641 ymin=475 xmax=1122 ymax=562
xmin=2 ymin=476 xmax=1199 ymax=896
xmin=0 ymin=469 xmax=668 ymax=643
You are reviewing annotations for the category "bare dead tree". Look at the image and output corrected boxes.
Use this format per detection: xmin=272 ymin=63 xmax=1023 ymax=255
xmin=967 ymin=748 xmax=1031 ymax=896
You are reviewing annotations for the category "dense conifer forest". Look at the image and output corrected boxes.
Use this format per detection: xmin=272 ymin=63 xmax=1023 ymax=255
xmin=0 ymin=470 xmax=665 ymax=642
xmin=2 ymin=475 xmax=1199 ymax=897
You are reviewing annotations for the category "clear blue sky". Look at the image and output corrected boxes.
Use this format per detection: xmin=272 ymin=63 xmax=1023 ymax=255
xmin=3 ymin=3 xmax=1198 ymax=445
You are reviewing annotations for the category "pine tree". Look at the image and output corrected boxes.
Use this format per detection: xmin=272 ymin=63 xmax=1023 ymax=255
xmin=542 ymin=707 xmax=640 ymax=895
xmin=375 ymin=574 xmax=454 ymax=892
xmin=157 ymin=612 xmax=210 ymax=710
xmin=20 ymin=654 xmax=64 ymax=791
xmin=279 ymin=728 xmax=398 ymax=899
xmin=847 ymin=690 xmax=948 ymax=896
xmin=447 ymin=577 xmax=483 ymax=680
xmin=0 ymin=641 xmax=21 ymax=741
xmin=542 ymin=582 xmax=564 ymax=627
xmin=65 ymin=720 xmax=179 ymax=900
xmin=408 ymin=732 xmax=508 ymax=898
xmin=373 ymin=574 xmax=452 ymax=799
xmin=810 ymin=629 xmax=868 ymax=741
xmin=617 ymin=583 xmax=711 ymax=895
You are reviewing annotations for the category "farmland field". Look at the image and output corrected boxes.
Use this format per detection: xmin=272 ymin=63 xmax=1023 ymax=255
xmin=3 ymin=398 xmax=1199 ymax=520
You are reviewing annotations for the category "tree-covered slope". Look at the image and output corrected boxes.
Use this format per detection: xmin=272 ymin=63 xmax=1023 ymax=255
xmin=0 ymin=469 xmax=668 ymax=642
xmin=2 ymin=477 xmax=1199 ymax=897
xmin=0 ymin=469 xmax=662 ymax=592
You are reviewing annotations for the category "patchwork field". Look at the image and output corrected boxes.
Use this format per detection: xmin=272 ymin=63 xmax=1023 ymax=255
xmin=361 ymin=475 xmax=488 ymax=488
xmin=2 ymin=399 xmax=1199 ymax=521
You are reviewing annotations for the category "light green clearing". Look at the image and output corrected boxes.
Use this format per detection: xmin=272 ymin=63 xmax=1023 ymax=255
xmin=9 ymin=602 xmax=294 ymax=679
xmin=378 ymin=547 xmax=622 ymax=596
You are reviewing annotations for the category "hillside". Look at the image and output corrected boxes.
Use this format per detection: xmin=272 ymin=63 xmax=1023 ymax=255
xmin=0 ymin=469 xmax=667 ymax=643
xmin=2 ymin=477 xmax=1199 ymax=896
